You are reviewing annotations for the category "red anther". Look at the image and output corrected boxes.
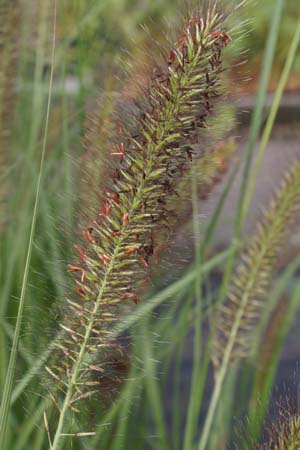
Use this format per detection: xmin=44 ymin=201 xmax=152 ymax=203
xmin=187 ymin=16 xmax=199 ymax=28
xmin=77 ymin=287 xmax=86 ymax=296
xmin=82 ymin=228 xmax=95 ymax=243
xmin=113 ymin=230 xmax=122 ymax=237
xmin=109 ymin=192 xmax=120 ymax=205
xmin=139 ymin=255 xmax=149 ymax=268
xmin=100 ymin=254 xmax=110 ymax=266
xmin=99 ymin=199 xmax=111 ymax=217
xmin=177 ymin=32 xmax=187 ymax=49
xmin=74 ymin=245 xmax=87 ymax=261
xmin=220 ymin=32 xmax=231 ymax=44
xmin=93 ymin=220 xmax=101 ymax=228
xmin=125 ymin=246 xmax=139 ymax=256
xmin=111 ymin=142 xmax=125 ymax=156
xmin=122 ymin=212 xmax=129 ymax=226
xmin=211 ymin=31 xmax=220 ymax=39
xmin=68 ymin=264 xmax=81 ymax=274
xmin=211 ymin=31 xmax=231 ymax=45
xmin=132 ymin=294 xmax=139 ymax=305
xmin=169 ymin=49 xmax=176 ymax=64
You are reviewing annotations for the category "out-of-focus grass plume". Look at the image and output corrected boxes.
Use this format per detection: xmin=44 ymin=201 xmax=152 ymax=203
xmin=213 ymin=161 xmax=300 ymax=368
xmin=261 ymin=407 xmax=300 ymax=450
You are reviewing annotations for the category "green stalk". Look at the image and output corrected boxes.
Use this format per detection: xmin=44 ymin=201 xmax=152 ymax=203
xmin=110 ymin=368 xmax=141 ymax=450
xmin=140 ymin=320 xmax=170 ymax=450
xmin=242 ymin=16 xmax=300 ymax=217
xmin=172 ymin=313 xmax=190 ymax=450
xmin=183 ymin=169 xmax=203 ymax=450
xmin=0 ymin=2 xmax=56 ymax=446
xmin=198 ymin=287 xmax=250 ymax=450
xmin=14 ymin=398 xmax=51 ymax=450
xmin=208 ymin=368 xmax=237 ymax=450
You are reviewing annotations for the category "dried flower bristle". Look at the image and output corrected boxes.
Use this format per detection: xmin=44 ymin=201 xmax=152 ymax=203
xmin=47 ymin=5 xmax=232 ymax=411
xmin=212 ymin=162 xmax=300 ymax=368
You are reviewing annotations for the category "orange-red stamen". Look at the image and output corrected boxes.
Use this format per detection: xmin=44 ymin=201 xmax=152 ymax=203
xmin=74 ymin=245 xmax=87 ymax=261
xmin=111 ymin=142 xmax=125 ymax=156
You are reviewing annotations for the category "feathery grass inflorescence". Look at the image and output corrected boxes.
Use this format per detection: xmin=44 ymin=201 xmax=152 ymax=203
xmin=260 ymin=406 xmax=300 ymax=450
xmin=46 ymin=4 xmax=233 ymax=445
xmin=212 ymin=161 xmax=300 ymax=367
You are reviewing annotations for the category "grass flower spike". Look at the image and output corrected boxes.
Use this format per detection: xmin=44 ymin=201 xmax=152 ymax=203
xmin=260 ymin=405 xmax=300 ymax=450
xmin=47 ymin=4 xmax=233 ymax=447
xmin=198 ymin=161 xmax=300 ymax=450
xmin=213 ymin=161 xmax=300 ymax=367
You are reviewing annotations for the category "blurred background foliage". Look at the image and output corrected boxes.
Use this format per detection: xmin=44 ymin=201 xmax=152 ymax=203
xmin=0 ymin=0 xmax=300 ymax=449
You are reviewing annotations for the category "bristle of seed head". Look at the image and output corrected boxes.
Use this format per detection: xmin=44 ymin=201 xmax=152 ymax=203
xmin=260 ymin=402 xmax=300 ymax=450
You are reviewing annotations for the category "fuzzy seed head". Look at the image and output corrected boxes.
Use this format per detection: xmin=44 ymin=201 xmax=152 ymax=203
xmin=47 ymin=4 xmax=232 ymax=406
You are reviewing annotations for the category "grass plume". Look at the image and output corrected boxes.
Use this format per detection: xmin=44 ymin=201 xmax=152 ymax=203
xmin=46 ymin=4 xmax=233 ymax=447
xmin=212 ymin=161 xmax=300 ymax=366
xmin=260 ymin=406 xmax=300 ymax=450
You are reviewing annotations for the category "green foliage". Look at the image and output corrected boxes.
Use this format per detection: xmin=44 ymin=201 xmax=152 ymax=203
xmin=0 ymin=0 xmax=19 ymax=230
xmin=241 ymin=0 xmax=300 ymax=73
